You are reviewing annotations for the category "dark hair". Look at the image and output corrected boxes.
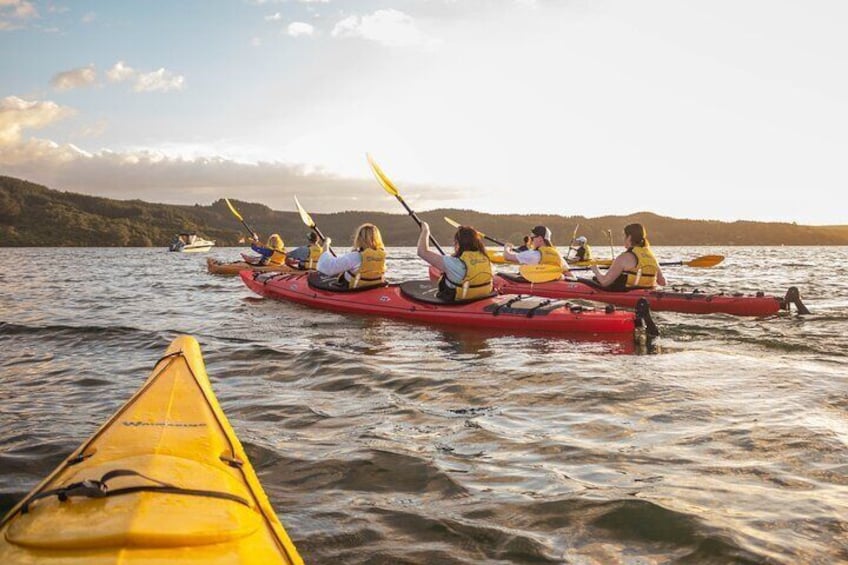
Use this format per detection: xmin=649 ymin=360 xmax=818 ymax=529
xmin=523 ymin=235 xmax=531 ymax=244
xmin=454 ymin=226 xmax=488 ymax=258
xmin=624 ymin=223 xmax=647 ymax=247
xmin=307 ymin=232 xmax=319 ymax=243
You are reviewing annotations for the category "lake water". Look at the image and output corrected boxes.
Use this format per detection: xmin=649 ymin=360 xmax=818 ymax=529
xmin=1 ymin=246 xmax=847 ymax=563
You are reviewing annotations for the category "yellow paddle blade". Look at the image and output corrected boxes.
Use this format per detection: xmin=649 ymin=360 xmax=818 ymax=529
xmin=366 ymin=153 xmax=400 ymax=197
xmin=444 ymin=216 xmax=461 ymax=229
xmin=486 ymin=249 xmax=507 ymax=264
xmin=224 ymin=198 xmax=244 ymax=222
xmin=518 ymin=264 xmax=565 ymax=283
xmin=294 ymin=196 xmax=315 ymax=229
xmin=686 ymin=254 xmax=724 ymax=268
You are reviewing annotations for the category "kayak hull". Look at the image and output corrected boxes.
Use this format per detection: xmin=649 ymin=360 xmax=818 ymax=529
xmin=0 ymin=336 xmax=302 ymax=564
xmin=207 ymin=257 xmax=300 ymax=276
xmin=240 ymin=271 xmax=640 ymax=335
xmin=495 ymin=275 xmax=786 ymax=317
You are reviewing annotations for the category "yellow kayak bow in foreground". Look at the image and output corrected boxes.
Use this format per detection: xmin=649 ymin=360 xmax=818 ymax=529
xmin=0 ymin=336 xmax=302 ymax=564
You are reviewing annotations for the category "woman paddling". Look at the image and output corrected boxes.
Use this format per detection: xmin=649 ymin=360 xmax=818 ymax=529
xmin=417 ymin=222 xmax=494 ymax=301
xmin=590 ymin=223 xmax=666 ymax=291
xmin=316 ymin=223 xmax=387 ymax=289
xmin=248 ymin=234 xmax=287 ymax=266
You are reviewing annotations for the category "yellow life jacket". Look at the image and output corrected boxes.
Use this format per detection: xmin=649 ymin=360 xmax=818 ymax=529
xmin=267 ymin=248 xmax=287 ymax=266
xmin=444 ymin=251 xmax=493 ymax=301
xmin=536 ymin=245 xmax=564 ymax=268
xmin=348 ymin=248 xmax=386 ymax=289
xmin=624 ymin=245 xmax=659 ymax=288
xmin=304 ymin=243 xmax=323 ymax=269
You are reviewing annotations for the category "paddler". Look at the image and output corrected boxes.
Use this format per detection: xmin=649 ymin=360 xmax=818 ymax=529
xmin=590 ymin=223 xmax=666 ymax=291
xmin=316 ymin=223 xmax=387 ymax=289
xmin=503 ymin=225 xmax=572 ymax=277
xmin=248 ymin=233 xmax=287 ymax=266
xmin=286 ymin=231 xmax=323 ymax=269
xmin=571 ymin=236 xmax=592 ymax=262
xmin=417 ymin=221 xmax=494 ymax=301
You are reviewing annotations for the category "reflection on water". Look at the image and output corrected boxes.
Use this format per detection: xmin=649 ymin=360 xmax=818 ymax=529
xmin=1 ymin=246 xmax=847 ymax=563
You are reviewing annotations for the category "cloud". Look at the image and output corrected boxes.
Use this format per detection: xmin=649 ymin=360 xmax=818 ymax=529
xmin=105 ymin=61 xmax=186 ymax=93
xmin=297 ymin=0 xmax=328 ymax=3
xmin=106 ymin=61 xmax=135 ymax=83
xmin=80 ymin=11 xmax=95 ymax=23
xmin=264 ymin=12 xmax=281 ymax=21
xmin=331 ymin=9 xmax=439 ymax=49
xmin=287 ymin=21 xmax=314 ymax=37
xmin=133 ymin=68 xmax=185 ymax=92
xmin=0 ymin=96 xmax=461 ymax=212
xmin=50 ymin=65 xmax=97 ymax=90
xmin=0 ymin=96 xmax=74 ymax=145
xmin=0 ymin=0 xmax=37 ymax=29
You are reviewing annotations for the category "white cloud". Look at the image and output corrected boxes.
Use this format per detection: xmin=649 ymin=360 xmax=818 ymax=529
xmin=80 ymin=11 xmax=95 ymax=24
xmin=251 ymin=36 xmax=262 ymax=47
xmin=0 ymin=96 xmax=76 ymax=156
xmin=0 ymin=0 xmax=37 ymax=29
xmin=297 ymin=0 xmax=329 ymax=3
xmin=50 ymin=65 xmax=97 ymax=90
xmin=133 ymin=68 xmax=186 ymax=93
xmin=287 ymin=21 xmax=314 ymax=37
xmin=106 ymin=61 xmax=135 ymax=83
xmin=331 ymin=9 xmax=438 ymax=49
xmin=264 ymin=12 xmax=281 ymax=21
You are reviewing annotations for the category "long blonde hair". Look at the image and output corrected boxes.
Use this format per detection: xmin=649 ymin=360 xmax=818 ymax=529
xmin=267 ymin=233 xmax=285 ymax=251
xmin=353 ymin=223 xmax=384 ymax=251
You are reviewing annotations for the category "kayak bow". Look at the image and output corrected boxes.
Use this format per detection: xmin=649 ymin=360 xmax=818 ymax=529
xmin=0 ymin=336 xmax=303 ymax=564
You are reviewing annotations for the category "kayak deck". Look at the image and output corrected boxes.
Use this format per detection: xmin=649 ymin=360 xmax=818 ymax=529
xmin=0 ymin=336 xmax=303 ymax=564
xmin=207 ymin=257 xmax=301 ymax=276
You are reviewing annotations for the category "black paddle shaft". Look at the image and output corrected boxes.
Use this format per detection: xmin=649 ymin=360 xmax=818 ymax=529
xmin=396 ymin=196 xmax=446 ymax=255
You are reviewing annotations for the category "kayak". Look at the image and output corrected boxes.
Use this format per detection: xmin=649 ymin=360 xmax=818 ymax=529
xmin=240 ymin=271 xmax=657 ymax=336
xmin=0 ymin=336 xmax=303 ymax=565
xmin=207 ymin=257 xmax=300 ymax=276
xmin=494 ymin=273 xmax=808 ymax=316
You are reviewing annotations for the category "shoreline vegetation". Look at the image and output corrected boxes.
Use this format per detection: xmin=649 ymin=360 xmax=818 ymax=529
xmin=2 ymin=176 xmax=847 ymax=247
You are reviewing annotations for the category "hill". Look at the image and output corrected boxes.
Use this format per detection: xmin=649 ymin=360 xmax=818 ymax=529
xmin=2 ymin=176 xmax=847 ymax=247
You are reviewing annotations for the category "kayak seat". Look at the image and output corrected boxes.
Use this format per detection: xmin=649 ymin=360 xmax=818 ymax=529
xmin=399 ymin=281 xmax=497 ymax=305
xmin=307 ymin=271 xmax=388 ymax=293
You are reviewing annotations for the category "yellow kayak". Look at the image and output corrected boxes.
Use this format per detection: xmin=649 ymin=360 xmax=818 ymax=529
xmin=0 ymin=336 xmax=303 ymax=565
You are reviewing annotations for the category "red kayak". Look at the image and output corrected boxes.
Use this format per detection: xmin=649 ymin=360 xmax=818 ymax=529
xmin=240 ymin=271 xmax=658 ymax=336
xmin=494 ymin=273 xmax=808 ymax=317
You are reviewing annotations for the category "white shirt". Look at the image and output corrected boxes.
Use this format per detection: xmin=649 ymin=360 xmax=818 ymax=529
xmin=317 ymin=250 xmax=361 ymax=280
xmin=511 ymin=249 xmax=543 ymax=265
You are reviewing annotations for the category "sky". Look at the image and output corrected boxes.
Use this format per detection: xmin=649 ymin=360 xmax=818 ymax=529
xmin=1 ymin=0 xmax=847 ymax=225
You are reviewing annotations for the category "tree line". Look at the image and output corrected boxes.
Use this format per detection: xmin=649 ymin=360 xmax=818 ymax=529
xmin=1 ymin=175 xmax=846 ymax=247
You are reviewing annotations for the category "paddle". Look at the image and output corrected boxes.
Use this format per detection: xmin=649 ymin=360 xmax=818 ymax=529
xmin=224 ymin=198 xmax=258 ymax=241
xmin=565 ymin=223 xmax=579 ymax=260
xmin=443 ymin=216 xmax=507 ymax=247
xmin=367 ymin=153 xmax=446 ymax=255
xmin=294 ymin=196 xmax=336 ymax=257
xmin=606 ymin=229 xmax=614 ymax=260
xmin=518 ymin=264 xmax=565 ymax=283
xmin=565 ymin=254 xmax=725 ymax=272
xmin=443 ymin=216 xmax=507 ymax=264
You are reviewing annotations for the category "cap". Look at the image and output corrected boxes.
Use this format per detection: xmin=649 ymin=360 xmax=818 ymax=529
xmin=531 ymin=225 xmax=552 ymax=241
xmin=576 ymin=236 xmax=587 ymax=244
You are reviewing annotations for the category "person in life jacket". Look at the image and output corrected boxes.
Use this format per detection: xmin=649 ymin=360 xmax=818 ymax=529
xmin=250 ymin=233 xmax=287 ymax=266
xmin=316 ymin=223 xmax=387 ymax=289
xmin=590 ymin=223 xmax=666 ymax=291
xmin=571 ymin=236 xmax=592 ymax=262
xmin=286 ymin=232 xmax=323 ymax=269
xmin=503 ymin=225 xmax=572 ymax=277
xmin=514 ymin=235 xmax=532 ymax=253
xmin=417 ymin=221 xmax=494 ymax=302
